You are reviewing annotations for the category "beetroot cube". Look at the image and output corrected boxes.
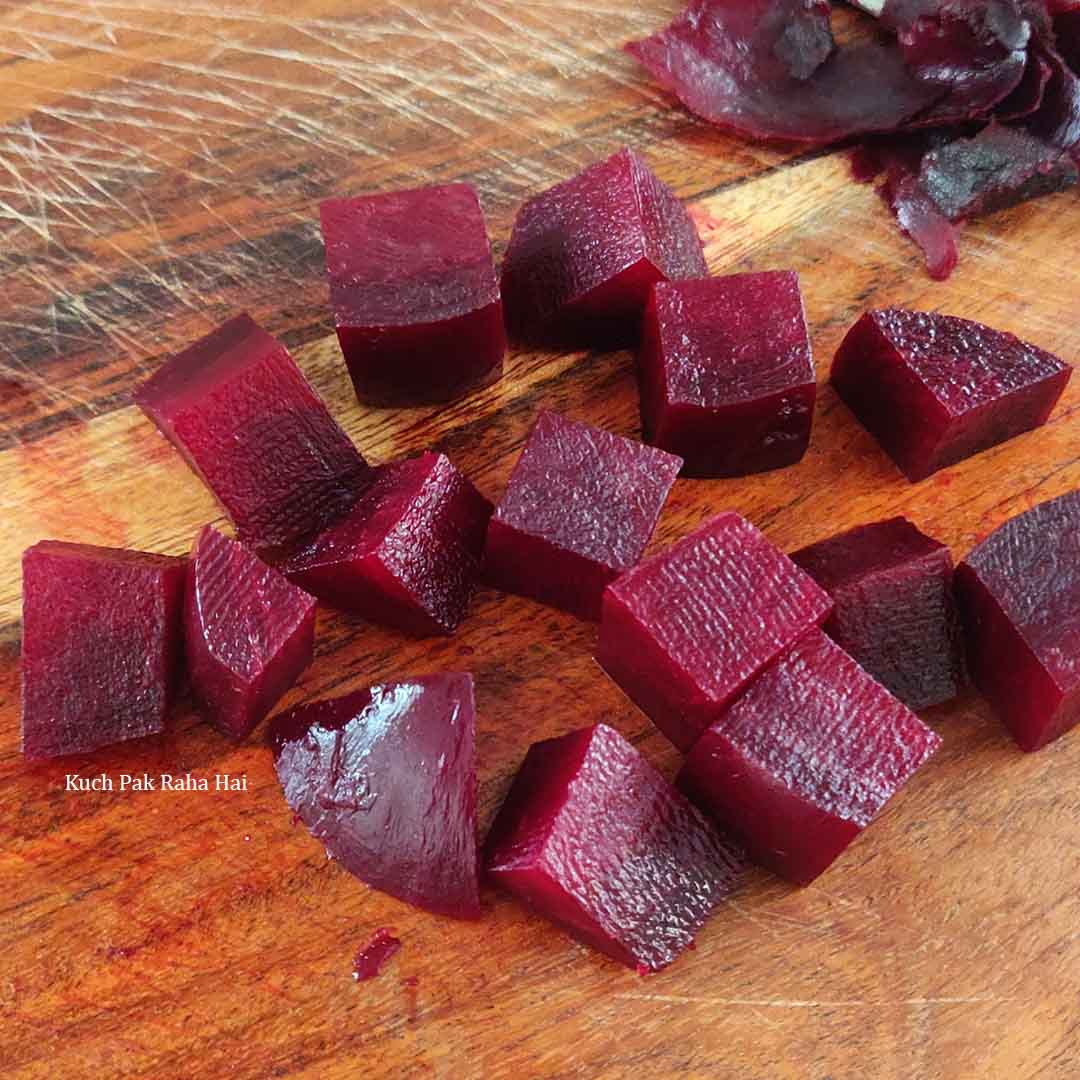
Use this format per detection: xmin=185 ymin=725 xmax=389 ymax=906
xmin=831 ymin=309 xmax=1072 ymax=482
xmin=639 ymin=273 xmax=816 ymax=477
xmin=135 ymin=314 xmax=371 ymax=550
xmin=185 ymin=526 xmax=316 ymax=740
xmin=484 ymin=723 xmax=744 ymax=971
xmin=21 ymin=542 xmax=186 ymax=759
xmin=482 ymin=411 xmax=682 ymax=620
xmin=500 ymin=148 xmax=707 ymax=348
xmin=281 ymin=452 xmax=492 ymax=636
xmin=320 ymin=184 xmax=505 ymax=405
xmin=790 ymin=516 xmax=964 ymax=710
xmin=597 ymin=512 xmax=833 ymax=751
xmin=955 ymin=490 xmax=1080 ymax=751
xmin=678 ymin=629 xmax=942 ymax=885
xmin=269 ymin=672 xmax=480 ymax=919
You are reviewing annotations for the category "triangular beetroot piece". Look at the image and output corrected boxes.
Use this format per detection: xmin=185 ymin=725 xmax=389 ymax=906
xmin=268 ymin=673 xmax=480 ymax=919
xmin=185 ymin=526 xmax=317 ymax=740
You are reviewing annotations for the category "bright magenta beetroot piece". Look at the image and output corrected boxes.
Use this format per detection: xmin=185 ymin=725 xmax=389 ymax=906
xmin=500 ymin=148 xmax=707 ymax=348
xmin=483 ymin=411 xmax=682 ymax=620
xmin=597 ymin=512 xmax=832 ymax=751
xmin=281 ymin=452 xmax=492 ymax=636
xmin=320 ymin=184 xmax=505 ymax=405
xmin=638 ymin=272 xmax=815 ymax=477
xmin=831 ymin=308 xmax=1072 ymax=482
xmin=135 ymin=314 xmax=371 ymax=550
xmin=678 ymin=629 xmax=942 ymax=885
xmin=21 ymin=542 xmax=186 ymax=759
xmin=269 ymin=673 xmax=480 ymax=919
xmin=955 ymin=490 xmax=1080 ymax=751
xmin=185 ymin=526 xmax=316 ymax=740
xmin=791 ymin=516 xmax=964 ymax=711
xmin=485 ymin=723 xmax=744 ymax=972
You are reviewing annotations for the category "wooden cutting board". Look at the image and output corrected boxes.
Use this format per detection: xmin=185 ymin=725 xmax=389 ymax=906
xmin=1 ymin=3 xmax=1078 ymax=1077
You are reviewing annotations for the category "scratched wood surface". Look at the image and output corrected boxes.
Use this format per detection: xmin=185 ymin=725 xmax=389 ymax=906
xmin=2 ymin=3 xmax=1079 ymax=1078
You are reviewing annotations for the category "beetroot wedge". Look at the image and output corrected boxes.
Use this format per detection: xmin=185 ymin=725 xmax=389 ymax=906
xmin=485 ymin=723 xmax=744 ymax=971
xmin=21 ymin=542 xmax=186 ymax=759
xmin=678 ymin=629 xmax=942 ymax=885
xmin=269 ymin=673 xmax=480 ymax=918
xmin=185 ymin=526 xmax=316 ymax=740
xmin=596 ymin=512 xmax=833 ymax=751
xmin=482 ymin=411 xmax=682 ymax=620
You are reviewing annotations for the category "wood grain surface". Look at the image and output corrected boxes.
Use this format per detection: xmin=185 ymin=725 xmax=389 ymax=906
xmin=2 ymin=3 xmax=1079 ymax=1078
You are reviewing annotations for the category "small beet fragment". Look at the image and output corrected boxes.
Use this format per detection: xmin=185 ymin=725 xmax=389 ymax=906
xmin=320 ymin=184 xmax=505 ymax=405
xmin=596 ymin=512 xmax=833 ymax=751
xmin=353 ymin=928 xmax=402 ymax=982
xmin=135 ymin=314 xmax=371 ymax=551
xmin=791 ymin=516 xmax=964 ymax=710
xmin=185 ymin=526 xmax=316 ymax=740
xmin=269 ymin=673 xmax=480 ymax=918
xmin=484 ymin=723 xmax=744 ymax=972
xmin=281 ymin=452 xmax=492 ymax=636
xmin=678 ymin=629 xmax=942 ymax=885
xmin=638 ymin=273 xmax=815 ymax=478
xmin=831 ymin=308 xmax=1071 ymax=482
xmin=500 ymin=148 xmax=706 ymax=348
xmin=482 ymin=411 xmax=682 ymax=620
xmin=21 ymin=542 xmax=186 ymax=759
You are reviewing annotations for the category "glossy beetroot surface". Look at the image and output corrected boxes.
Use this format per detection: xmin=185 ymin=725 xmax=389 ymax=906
xmin=21 ymin=542 xmax=186 ymax=759
xmin=955 ymin=490 xmax=1080 ymax=751
xmin=678 ymin=629 xmax=942 ymax=885
xmin=500 ymin=148 xmax=706 ymax=348
xmin=638 ymin=273 xmax=815 ymax=478
xmin=353 ymin=928 xmax=402 ymax=982
xmin=135 ymin=314 xmax=371 ymax=551
xmin=483 ymin=411 xmax=682 ymax=620
xmin=597 ymin=512 xmax=833 ymax=751
xmin=269 ymin=673 xmax=480 ymax=919
xmin=185 ymin=526 xmax=316 ymax=740
xmin=832 ymin=308 xmax=1072 ymax=482
xmin=484 ymin=723 xmax=744 ymax=972
xmin=320 ymin=184 xmax=505 ymax=405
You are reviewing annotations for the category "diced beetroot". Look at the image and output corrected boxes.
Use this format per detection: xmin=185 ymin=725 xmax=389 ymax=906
xmin=269 ymin=673 xmax=480 ymax=919
xmin=638 ymin=273 xmax=815 ymax=478
xmin=281 ymin=452 xmax=492 ymax=636
xmin=484 ymin=723 xmax=744 ymax=972
xmin=482 ymin=411 xmax=682 ymax=620
xmin=319 ymin=184 xmax=505 ymax=405
xmin=135 ymin=314 xmax=371 ymax=551
xmin=353 ymin=928 xmax=402 ymax=982
xmin=955 ymin=490 xmax=1080 ymax=751
xmin=831 ymin=309 xmax=1072 ymax=482
xmin=596 ymin=512 xmax=833 ymax=751
xmin=499 ymin=148 xmax=706 ymax=348
xmin=791 ymin=517 xmax=964 ymax=710
xmin=678 ymin=629 xmax=942 ymax=885
xmin=185 ymin=526 xmax=316 ymax=740
xmin=21 ymin=542 xmax=186 ymax=759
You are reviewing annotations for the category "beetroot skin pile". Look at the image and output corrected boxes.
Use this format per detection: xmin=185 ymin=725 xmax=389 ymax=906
xmin=17 ymin=113 xmax=1079 ymax=973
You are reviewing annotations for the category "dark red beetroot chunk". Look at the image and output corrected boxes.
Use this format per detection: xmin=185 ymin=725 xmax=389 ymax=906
xmin=482 ymin=411 xmax=682 ymax=620
xmin=281 ymin=452 xmax=491 ymax=636
xmin=499 ymin=148 xmax=706 ymax=348
xmin=955 ymin=490 xmax=1080 ymax=751
xmin=484 ymin=723 xmax=744 ymax=972
xmin=135 ymin=315 xmax=371 ymax=551
xmin=596 ymin=512 xmax=833 ymax=751
xmin=21 ymin=542 xmax=186 ymax=759
xmin=269 ymin=673 xmax=480 ymax=918
xmin=791 ymin=517 xmax=963 ymax=710
xmin=320 ymin=184 xmax=505 ymax=406
xmin=185 ymin=526 xmax=316 ymax=740
xmin=678 ymin=629 xmax=942 ymax=885
xmin=353 ymin=928 xmax=402 ymax=982
xmin=638 ymin=273 xmax=815 ymax=478
xmin=832 ymin=309 xmax=1072 ymax=482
